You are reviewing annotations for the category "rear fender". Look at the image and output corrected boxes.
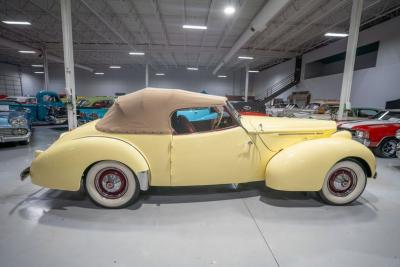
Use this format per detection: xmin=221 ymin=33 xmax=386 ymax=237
xmin=30 ymin=137 xmax=150 ymax=191
xmin=265 ymin=133 xmax=376 ymax=191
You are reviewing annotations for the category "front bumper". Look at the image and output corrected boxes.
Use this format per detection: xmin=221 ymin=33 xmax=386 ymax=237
xmin=0 ymin=132 xmax=31 ymax=143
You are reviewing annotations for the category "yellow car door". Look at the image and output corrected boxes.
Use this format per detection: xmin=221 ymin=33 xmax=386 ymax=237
xmin=171 ymin=126 xmax=261 ymax=186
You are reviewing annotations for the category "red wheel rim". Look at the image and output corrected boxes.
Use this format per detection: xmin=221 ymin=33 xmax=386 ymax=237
xmin=94 ymin=168 xmax=128 ymax=199
xmin=328 ymin=168 xmax=357 ymax=197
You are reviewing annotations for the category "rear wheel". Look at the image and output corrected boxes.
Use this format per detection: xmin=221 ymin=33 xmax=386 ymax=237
xmin=319 ymin=160 xmax=367 ymax=205
xmin=85 ymin=161 xmax=139 ymax=208
xmin=374 ymin=138 xmax=398 ymax=158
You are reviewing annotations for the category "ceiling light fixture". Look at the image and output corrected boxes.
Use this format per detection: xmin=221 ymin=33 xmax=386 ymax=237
xmin=248 ymin=70 xmax=259 ymax=73
xmin=129 ymin=52 xmax=145 ymax=55
xmin=19 ymin=50 xmax=36 ymax=54
xmin=2 ymin=21 xmax=31 ymax=25
xmin=238 ymin=56 xmax=254 ymax=60
xmin=31 ymin=64 xmax=43 ymax=67
xmin=187 ymin=67 xmax=199 ymax=71
xmin=34 ymin=71 xmax=44 ymax=74
xmin=224 ymin=6 xmax=236 ymax=15
xmin=183 ymin=25 xmax=207 ymax=30
xmin=324 ymin=32 xmax=348 ymax=37
xmin=109 ymin=65 xmax=121 ymax=69
xmin=217 ymin=75 xmax=227 ymax=78
xmin=155 ymin=73 xmax=165 ymax=76
xmin=94 ymin=72 xmax=104 ymax=75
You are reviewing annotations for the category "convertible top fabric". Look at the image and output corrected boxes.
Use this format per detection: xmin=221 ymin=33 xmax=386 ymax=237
xmin=96 ymin=87 xmax=227 ymax=134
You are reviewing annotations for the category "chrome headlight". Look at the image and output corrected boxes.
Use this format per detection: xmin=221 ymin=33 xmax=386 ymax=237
xmin=396 ymin=129 xmax=400 ymax=139
xmin=10 ymin=117 xmax=28 ymax=126
xmin=355 ymin=130 xmax=365 ymax=139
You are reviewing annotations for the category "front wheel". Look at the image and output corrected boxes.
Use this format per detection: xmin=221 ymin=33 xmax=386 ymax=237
xmin=85 ymin=161 xmax=139 ymax=208
xmin=319 ymin=160 xmax=367 ymax=205
xmin=374 ymin=138 xmax=398 ymax=158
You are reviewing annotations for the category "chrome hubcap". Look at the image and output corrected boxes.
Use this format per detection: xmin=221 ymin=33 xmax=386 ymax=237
xmin=382 ymin=141 xmax=397 ymax=156
xmin=328 ymin=168 xmax=357 ymax=197
xmin=95 ymin=168 xmax=128 ymax=199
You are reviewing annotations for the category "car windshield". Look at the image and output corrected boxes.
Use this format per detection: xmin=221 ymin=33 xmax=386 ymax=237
xmin=372 ymin=111 xmax=400 ymax=120
xmin=226 ymin=101 xmax=241 ymax=124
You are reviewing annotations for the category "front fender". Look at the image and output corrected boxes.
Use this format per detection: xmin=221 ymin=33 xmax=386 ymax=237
xmin=265 ymin=133 xmax=376 ymax=191
xmin=30 ymin=137 xmax=150 ymax=191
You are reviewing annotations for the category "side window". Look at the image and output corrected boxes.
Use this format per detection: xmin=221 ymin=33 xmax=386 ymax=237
xmin=358 ymin=109 xmax=378 ymax=117
xmin=171 ymin=106 xmax=237 ymax=134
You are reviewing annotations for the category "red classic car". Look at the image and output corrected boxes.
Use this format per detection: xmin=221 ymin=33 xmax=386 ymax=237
xmin=338 ymin=110 xmax=400 ymax=158
xmin=396 ymin=129 xmax=400 ymax=159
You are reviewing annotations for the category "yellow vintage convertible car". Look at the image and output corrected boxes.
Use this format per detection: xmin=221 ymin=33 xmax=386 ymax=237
xmin=22 ymin=88 xmax=376 ymax=208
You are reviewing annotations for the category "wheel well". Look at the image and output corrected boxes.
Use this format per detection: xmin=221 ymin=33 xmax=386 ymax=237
xmin=80 ymin=160 xmax=142 ymax=189
xmin=377 ymin=136 xmax=399 ymax=147
xmin=342 ymin=157 xmax=372 ymax=177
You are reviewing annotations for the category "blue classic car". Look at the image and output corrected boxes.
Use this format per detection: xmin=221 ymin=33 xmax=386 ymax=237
xmin=0 ymin=101 xmax=32 ymax=145
xmin=6 ymin=91 xmax=67 ymax=125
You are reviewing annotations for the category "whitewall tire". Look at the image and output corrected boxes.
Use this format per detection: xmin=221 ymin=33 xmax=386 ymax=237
xmin=319 ymin=160 xmax=367 ymax=205
xmin=85 ymin=161 xmax=139 ymax=208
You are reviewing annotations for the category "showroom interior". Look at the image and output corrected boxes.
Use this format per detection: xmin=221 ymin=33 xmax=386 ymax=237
xmin=1 ymin=0 xmax=400 ymax=266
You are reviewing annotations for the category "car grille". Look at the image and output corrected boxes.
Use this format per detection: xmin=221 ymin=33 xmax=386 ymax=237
xmin=0 ymin=128 xmax=28 ymax=136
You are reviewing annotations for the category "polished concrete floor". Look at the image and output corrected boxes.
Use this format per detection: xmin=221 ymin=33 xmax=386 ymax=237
xmin=1 ymin=126 xmax=400 ymax=267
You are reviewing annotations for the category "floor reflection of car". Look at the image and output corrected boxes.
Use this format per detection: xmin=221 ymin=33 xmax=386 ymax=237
xmin=338 ymin=110 xmax=400 ymax=158
xmin=0 ymin=100 xmax=32 ymax=145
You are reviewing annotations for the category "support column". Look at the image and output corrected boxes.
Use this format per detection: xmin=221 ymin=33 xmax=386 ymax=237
xmin=337 ymin=0 xmax=363 ymax=120
xmin=43 ymin=47 xmax=49 ymax=91
xmin=244 ymin=65 xmax=249 ymax=102
xmin=145 ymin=64 xmax=149 ymax=87
xmin=60 ymin=0 xmax=77 ymax=130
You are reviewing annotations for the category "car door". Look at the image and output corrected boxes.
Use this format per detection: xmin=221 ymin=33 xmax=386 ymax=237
xmin=170 ymin=106 xmax=261 ymax=186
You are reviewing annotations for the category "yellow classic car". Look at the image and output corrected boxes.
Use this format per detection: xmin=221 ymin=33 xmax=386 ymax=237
xmin=22 ymin=88 xmax=376 ymax=208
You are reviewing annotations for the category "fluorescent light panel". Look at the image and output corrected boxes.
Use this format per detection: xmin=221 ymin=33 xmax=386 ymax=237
xmin=155 ymin=73 xmax=165 ymax=76
xmin=325 ymin=32 xmax=348 ymax=37
xmin=34 ymin=71 xmax=44 ymax=74
xmin=218 ymin=75 xmax=227 ymax=78
xmin=19 ymin=50 xmax=36 ymax=54
xmin=224 ymin=6 xmax=236 ymax=15
xmin=109 ymin=65 xmax=121 ymax=69
xmin=31 ymin=64 xmax=43 ymax=67
xmin=2 ymin=21 xmax=31 ymax=25
xmin=129 ymin=52 xmax=145 ymax=55
xmin=238 ymin=56 xmax=254 ymax=60
xmin=182 ymin=25 xmax=207 ymax=30
xmin=187 ymin=67 xmax=198 ymax=70
xmin=248 ymin=70 xmax=259 ymax=73
xmin=94 ymin=72 xmax=104 ymax=75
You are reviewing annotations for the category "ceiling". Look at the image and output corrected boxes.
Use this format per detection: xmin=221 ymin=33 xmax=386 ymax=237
xmin=0 ymin=0 xmax=400 ymax=74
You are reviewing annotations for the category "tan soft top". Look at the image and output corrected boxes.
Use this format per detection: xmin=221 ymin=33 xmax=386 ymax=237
xmin=96 ymin=87 xmax=227 ymax=134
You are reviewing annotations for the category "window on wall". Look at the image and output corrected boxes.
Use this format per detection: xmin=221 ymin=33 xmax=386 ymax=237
xmin=304 ymin=42 xmax=380 ymax=79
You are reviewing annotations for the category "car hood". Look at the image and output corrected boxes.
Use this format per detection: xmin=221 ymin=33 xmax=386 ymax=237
xmin=240 ymin=116 xmax=337 ymax=151
xmin=339 ymin=119 xmax=397 ymax=129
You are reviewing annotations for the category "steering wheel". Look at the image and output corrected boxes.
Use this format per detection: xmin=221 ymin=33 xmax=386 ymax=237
xmin=212 ymin=110 xmax=224 ymax=129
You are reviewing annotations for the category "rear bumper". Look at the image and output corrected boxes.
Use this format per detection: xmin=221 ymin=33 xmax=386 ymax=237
xmin=0 ymin=132 xmax=31 ymax=143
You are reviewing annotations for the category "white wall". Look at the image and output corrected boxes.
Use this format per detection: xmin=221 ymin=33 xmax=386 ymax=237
xmin=38 ymin=64 xmax=245 ymax=97
xmin=252 ymin=59 xmax=296 ymax=99
xmin=252 ymin=15 xmax=400 ymax=108
xmin=0 ymin=63 xmax=42 ymax=96
xmin=295 ymin=15 xmax=400 ymax=108
xmin=2 ymin=63 xmax=246 ymax=98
